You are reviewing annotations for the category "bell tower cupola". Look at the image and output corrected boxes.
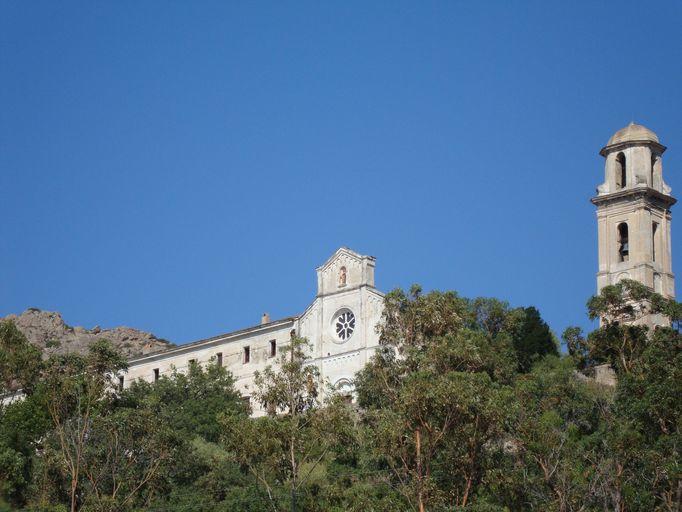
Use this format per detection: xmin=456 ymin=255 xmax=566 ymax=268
xmin=592 ymin=123 xmax=676 ymax=316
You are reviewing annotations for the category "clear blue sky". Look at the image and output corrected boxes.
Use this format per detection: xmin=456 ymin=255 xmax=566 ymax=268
xmin=2 ymin=2 xmax=681 ymax=345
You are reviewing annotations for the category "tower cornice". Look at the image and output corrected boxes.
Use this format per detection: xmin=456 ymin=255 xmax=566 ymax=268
xmin=599 ymin=140 xmax=667 ymax=157
xmin=591 ymin=187 xmax=676 ymax=209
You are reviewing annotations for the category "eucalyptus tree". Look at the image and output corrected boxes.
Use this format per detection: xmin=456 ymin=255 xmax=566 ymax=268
xmin=32 ymin=340 xmax=128 ymax=512
xmin=355 ymin=287 xmax=520 ymax=511
xmin=564 ymin=279 xmax=682 ymax=511
xmin=0 ymin=320 xmax=48 ymax=507
xmin=221 ymin=334 xmax=353 ymax=512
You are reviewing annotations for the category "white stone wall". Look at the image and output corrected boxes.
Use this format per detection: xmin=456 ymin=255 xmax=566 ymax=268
xmin=299 ymin=285 xmax=384 ymax=392
xmin=124 ymin=320 xmax=296 ymax=399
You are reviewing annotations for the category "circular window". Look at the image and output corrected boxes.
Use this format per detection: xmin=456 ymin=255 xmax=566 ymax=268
xmin=333 ymin=309 xmax=356 ymax=342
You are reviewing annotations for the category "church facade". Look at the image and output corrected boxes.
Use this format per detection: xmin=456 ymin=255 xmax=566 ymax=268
xmin=121 ymin=123 xmax=676 ymax=409
xmin=122 ymin=247 xmax=385 ymax=412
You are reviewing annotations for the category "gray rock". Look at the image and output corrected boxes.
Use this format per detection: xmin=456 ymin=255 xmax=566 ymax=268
xmin=2 ymin=309 xmax=174 ymax=358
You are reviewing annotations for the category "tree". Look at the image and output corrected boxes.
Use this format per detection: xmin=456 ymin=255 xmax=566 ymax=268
xmin=117 ymin=358 xmax=252 ymax=512
xmin=565 ymin=279 xmax=682 ymax=511
xmin=76 ymin=407 xmax=182 ymax=511
xmin=120 ymin=358 xmax=247 ymax=443
xmin=513 ymin=307 xmax=558 ymax=372
xmin=221 ymin=334 xmax=347 ymax=512
xmin=0 ymin=319 xmax=42 ymax=395
xmin=470 ymin=299 xmax=558 ymax=373
xmin=4 ymin=281 xmax=677 ymax=511
xmin=36 ymin=340 xmax=127 ymax=512
xmin=604 ymin=325 xmax=681 ymax=511
xmin=503 ymin=356 xmax=612 ymax=511
xmin=0 ymin=320 xmax=48 ymax=506
xmin=355 ymin=287 xmax=517 ymax=511
xmin=0 ymin=392 xmax=51 ymax=507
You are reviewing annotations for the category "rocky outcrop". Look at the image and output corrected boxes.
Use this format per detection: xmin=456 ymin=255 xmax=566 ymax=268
xmin=2 ymin=309 xmax=173 ymax=358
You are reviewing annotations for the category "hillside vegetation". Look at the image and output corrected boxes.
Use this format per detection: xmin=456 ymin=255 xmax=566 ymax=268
xmin=0 ymin=281 xmax=679 ymax=511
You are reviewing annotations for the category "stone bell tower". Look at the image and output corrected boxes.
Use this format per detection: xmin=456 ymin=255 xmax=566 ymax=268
xmin=592 ymin=123 xmax=675 ymax=324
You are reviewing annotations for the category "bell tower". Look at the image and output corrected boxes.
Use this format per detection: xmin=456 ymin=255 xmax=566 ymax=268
xmin=592 ymin=123 xmax=676 ymax=322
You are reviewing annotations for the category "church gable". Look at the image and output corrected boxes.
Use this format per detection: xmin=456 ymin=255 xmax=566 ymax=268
xmin=316 ymin=247 xmax=375 ymax=296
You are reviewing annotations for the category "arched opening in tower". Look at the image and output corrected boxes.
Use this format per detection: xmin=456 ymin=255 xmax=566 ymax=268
xmin=615 ymin=153 xmax=627 ymax=189
xmin=618 ymin=222 xmax=629 ymax=262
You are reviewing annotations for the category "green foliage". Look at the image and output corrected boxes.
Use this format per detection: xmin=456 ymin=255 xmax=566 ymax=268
xmin=0 ymin=322 xmax=50 ymax=506
xmin=0 ymin=395 xmax=50 ymax=505
xmin=221 ymin=336 xmax=358 ymax=511
xmin=252 ymin=335 xmax=320 ymax=415
xmin=355 ymin=288 xmax=522 ymax=510
xmin=0 ymin=320 xmax=42 ymax=394
xmin=563 ymin=280 xmax=682 ymax=510
xmin=605 ymin=325 xmax=682 ymax=511
xmin=501 ymin=356 xmax=612 ymax=510
xmin=119 ymin=359 xmax=247 ymax=443
xmin=513 ymin=306 xmax=558 ymax=372
xmin=2 ymin=283 xmax=680 ymax=511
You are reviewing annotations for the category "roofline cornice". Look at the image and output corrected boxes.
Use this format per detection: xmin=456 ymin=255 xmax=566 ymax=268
xmin=127 ymin=316 xmax=298 ymax=364
xmin=316 ymin=284 xmax=384 ymax=299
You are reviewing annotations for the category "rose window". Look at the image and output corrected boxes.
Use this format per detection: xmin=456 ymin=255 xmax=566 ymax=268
xmin=335 ymin=310 xmax=356 ymax=341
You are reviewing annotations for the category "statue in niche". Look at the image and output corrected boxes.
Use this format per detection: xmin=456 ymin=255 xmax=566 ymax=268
xmin=338 ymin=266 xmax=347 ymax=287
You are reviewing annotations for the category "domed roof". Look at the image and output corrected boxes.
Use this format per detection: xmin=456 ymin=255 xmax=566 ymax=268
xmin=606 ymin=122 xmax=659 ymax=146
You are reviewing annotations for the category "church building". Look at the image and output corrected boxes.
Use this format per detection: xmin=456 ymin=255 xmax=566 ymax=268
xmin=121 ymin=123 xmax=676 ymax=409
xmin=122 ymin=247 xmax=385 ymax=412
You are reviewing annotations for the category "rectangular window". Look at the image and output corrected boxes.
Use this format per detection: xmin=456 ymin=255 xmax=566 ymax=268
xmin=216 ymin=352 xmax=223 ymax=367
xmin=270 ymin=340 xmax=277 ymax=358
xmin=243 ymin=346 xmax=250 ymax=364
xmin=242 ymin=395 xmax=251 ymax=408
xmin=652 ymin=222 xmax=659 ymax=262
xmin=118 ymin=375 xmax=124 ymax=391
xmin=153 ymin=368 xmax=159 ymax=382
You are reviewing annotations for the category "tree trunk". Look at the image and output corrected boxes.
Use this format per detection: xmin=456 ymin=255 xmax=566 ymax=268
xmin=416 ymin=427 xmax=424 ymax=512
xmin=290 ymin=334 xmax=297 ymax=512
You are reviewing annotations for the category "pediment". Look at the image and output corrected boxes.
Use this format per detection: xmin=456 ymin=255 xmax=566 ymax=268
xmin=316 ymin=247 xmax=376 ymax=296
xmin=316 ymin=247 xmax=371 ymax=272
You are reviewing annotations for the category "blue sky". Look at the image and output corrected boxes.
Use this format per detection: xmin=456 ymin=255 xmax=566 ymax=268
xmin=2 ymin=1 xmax=681 ymax=345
